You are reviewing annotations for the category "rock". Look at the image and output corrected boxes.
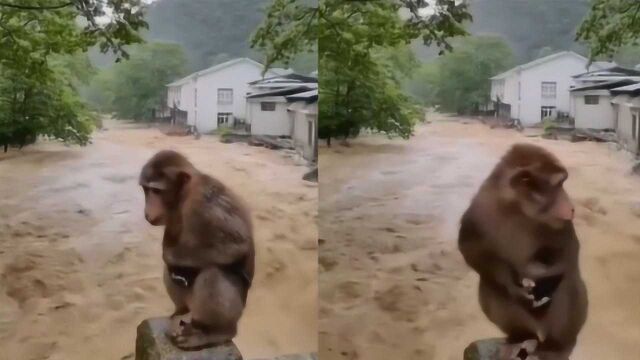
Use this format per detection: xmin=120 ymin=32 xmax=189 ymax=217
xmin=632 ymin=162 xmax=640 ymax=176
xmin=135 ymin=317 xmax=243 ymax=360
xmin=463 ymin=338 xmax=505 ymax=360
xmin=303 ymin=168 xmax=318 ymax=182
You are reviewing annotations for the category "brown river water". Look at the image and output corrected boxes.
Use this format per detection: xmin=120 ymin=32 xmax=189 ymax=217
xmin=0 ymin=119 xmax=317 ymax=360
xmin=319 ymin=114 xmax=640 ymax=360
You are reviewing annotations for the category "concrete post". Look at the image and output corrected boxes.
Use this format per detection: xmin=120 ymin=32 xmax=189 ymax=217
xmin=135 ymin=317 xmax=243 ymax=360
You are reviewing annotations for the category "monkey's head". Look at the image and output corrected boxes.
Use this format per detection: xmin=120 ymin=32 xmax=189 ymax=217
xmin=494 ymin=143 xmax=574 ymax=228
xmin=139 ymin=150 xmax=195 ymax=226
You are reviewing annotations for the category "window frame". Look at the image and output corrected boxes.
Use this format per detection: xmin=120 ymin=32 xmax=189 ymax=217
xmin=541 ymin=81 xmax=557 ymax=99
xmin=217 ymin=88 xmax=234 ymax=105
xmin=261 ymin=102 xmax=276 ymax=111
xmin=584 ymin=95 xmax=599 ymax=105
xmin=217 ymin=112 xmax=232 ymax=126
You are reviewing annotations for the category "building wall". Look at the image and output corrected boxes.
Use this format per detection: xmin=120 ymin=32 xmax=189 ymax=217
xmin=167 ymin=86 xmax=181 ymax=108
xmin=193 ymin=62 xmax=277 ymax=133
xmin=491 ymin=74 xmax=520 ymax=119
xmin=291 ymin=102 xmax=318 ymax=161
xmin=247 ymin=97 xmax=292 ymax=136
xmin=572 ymin=90 xmax=615 ymax=129
xmin=180 ymin=79 xmax=197 ymax=127
xmin=167 ymin=60 xmax=278 ymax=133
xmin=615 ymin=96 xmax=640 ymax=154
xmin=518 ymin=55 xmax=590 ymax=126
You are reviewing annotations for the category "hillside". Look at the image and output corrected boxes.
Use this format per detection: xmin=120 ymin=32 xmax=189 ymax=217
xmin=414 ymin=0 xmax=593 ymax=63
xmin=91 ymin=0 xmax=317 ymax=73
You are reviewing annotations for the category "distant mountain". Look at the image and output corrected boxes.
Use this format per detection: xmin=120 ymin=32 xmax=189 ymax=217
xmin=144 ymin=0 xmax=271 ymax=71
xmin=413 ymin=0 xmax=593 ymax=63
xmin=90 ymin=0 xmax=317 ymax=73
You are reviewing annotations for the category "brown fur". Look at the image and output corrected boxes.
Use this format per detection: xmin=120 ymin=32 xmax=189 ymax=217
xmin=139 ymin=150 xmax=255 ymax=350
xmin=458 ymin=143 xmax=587 ymax=360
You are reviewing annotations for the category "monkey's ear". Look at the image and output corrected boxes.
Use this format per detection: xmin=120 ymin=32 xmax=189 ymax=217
xmin=163 ymin=167 xmax=192 ymax=187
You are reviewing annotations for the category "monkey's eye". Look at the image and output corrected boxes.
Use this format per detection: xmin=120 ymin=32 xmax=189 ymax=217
xmin=151 ymin=188 xmax=162 ymax=195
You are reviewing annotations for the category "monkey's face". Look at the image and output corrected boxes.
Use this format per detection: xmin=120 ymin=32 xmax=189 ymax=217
xmin=139 ymin=152 xmax=193 ymax=227
xmin=509 ymin=168 xmax=574 ymax=228
xmin=142 ymin=185 xmax=167 ymax=226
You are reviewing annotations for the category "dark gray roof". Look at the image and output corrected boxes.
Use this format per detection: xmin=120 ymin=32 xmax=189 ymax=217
xmin=285 ymin=89 xmax=318 ymax=102
xmin=572 ymin=66 xmax=640 ymax=78
xmin=570 ymin=79 xmax=638 ymax=92
xmin=249 ymin=73 xmax=318 ymax=85
xmin=246 ymin=85 xmax=314 ymax=99
xmin=610 ymin=83 xmax=640 ymax=95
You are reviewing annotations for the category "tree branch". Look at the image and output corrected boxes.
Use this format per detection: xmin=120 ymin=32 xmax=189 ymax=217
xmin=0 ymin=2 xmax=73 ymax=10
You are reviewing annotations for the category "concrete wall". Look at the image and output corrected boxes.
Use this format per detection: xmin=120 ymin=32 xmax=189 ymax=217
xmin=167 ymin=60 xmax=278 ymax=133
xmin=194 ymin=62 xmax=277 ymax=133
xmin=615 ymin=95 xmax=640 ymax=154
xmin=291 ymin=102 xmax=317 ymax=161
xmin=572 ymin=90 xmax=616 ymax=129
xmin=518 ymin=55 xmax=590 ymax=126
xmin=491 ymin=73 xmax=520 ymax=120
xmin=247 ymin=97 xmax=292 ymax=136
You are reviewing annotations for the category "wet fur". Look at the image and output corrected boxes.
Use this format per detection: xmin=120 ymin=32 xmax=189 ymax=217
xmin=458 ymin=144 xmax=587 ymax=359
xmin=140 ymin=150 xmax=255 ymax=350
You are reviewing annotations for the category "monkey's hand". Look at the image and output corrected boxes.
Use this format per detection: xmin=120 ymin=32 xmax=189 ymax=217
xmin=521 ymin=278 xmax=552 ymax=308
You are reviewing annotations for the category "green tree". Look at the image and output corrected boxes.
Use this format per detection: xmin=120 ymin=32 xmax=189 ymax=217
xmin=252 ymin=0 xmax=471 ymax=144
xmin=0 ymin=0 xmax=147 ymax=60
xmin=90 ymin=42 xmax=187 ymax=120
xmin=405 ymin=61 xmax=440 ymax=106
xmin=425 ymin=36 xmax=514 ymax=114
xmin=577 ymin=0 xmax=640 ymax=59
xmin=0 ymin=0 xmax=147 ymax=151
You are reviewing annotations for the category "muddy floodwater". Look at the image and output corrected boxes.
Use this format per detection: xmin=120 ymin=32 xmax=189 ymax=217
xmin=319 ymin=114 xmax=640 ymax=360
xmin=0 ymin=119 xmax=317 ymax=360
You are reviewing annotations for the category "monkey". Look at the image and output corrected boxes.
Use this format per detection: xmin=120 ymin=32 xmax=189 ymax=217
xmin=139 ymin=150 xmax=255 ymax=350
xmin=458 ymin=143 xmax=587 ymax=360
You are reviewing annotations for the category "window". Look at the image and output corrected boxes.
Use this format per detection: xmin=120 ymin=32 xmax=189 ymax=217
xmin=261 ymin=102 xmax=276 ymax=111
xmin=633 ymin=114 xmax=638 ymax=140
xmin=194 ymin=88 xmax=197 ymax=107
xmin=217 ymin=88 xmax=233 ymax=104
xmin=307 ymin=115 xmax=315 ymax=146
xmin=541 ymin=82 xmax=557 ymax=99
xmin=518 ymin=82 xmax=521 ymax=100
xmin=541 ymin=106 xmax=555 ymax=120
xmin=217 ymin=112 xmax=232 ymax=126
xmin=584 ymin=95 xmax=599 ymax=105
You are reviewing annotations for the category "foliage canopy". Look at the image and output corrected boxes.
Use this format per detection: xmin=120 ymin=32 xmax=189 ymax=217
xmin=0 ymin=0 xmax=148 ymax=151
xmin=577 ymin=0 xmax=640 ymax=60
xmin=86 ymin=42 xmax=187 ymax=120
xmin=409 ymin=36 xmax=515 ymax=114
xmin=253 ymin=0 xmax=471 ymax=143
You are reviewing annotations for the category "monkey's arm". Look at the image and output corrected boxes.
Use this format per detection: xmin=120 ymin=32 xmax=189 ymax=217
xmin=458 ymin=217 xmax=530 ymax=300
xmin=167 ymin=208 xmax=252 ymax=268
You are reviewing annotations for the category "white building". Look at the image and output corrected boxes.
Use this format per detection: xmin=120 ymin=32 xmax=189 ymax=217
xmin=286 ymin=90 xmax=318 ymax=162
xmin=245 ymin=74 xmax=317 ymax=136
xmin=569 ymin=66 xmax=640 ymax=129
xmin=165 ymin=58 xmax=281 ymax=133
xmin=564 ymin=66 xmax=640 ymax=154
xmin=610 ymin=84 xmax=640 ymax=155
xmin=490 ymin=51 xmax=608 ymax=126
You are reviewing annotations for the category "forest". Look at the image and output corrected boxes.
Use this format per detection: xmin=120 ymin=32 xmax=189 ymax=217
xmin=2 ymin=0 xmax=639 ymax=150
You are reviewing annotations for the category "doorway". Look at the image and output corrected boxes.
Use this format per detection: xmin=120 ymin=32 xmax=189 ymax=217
xmin=541 ymin=106 xmax=556 ymax=121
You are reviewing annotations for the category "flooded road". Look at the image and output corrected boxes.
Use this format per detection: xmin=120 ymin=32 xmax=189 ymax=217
xmin=319 ymin=114 xmax=640 ymax=360
xmin=0 ymin=120 xmax=317 ymax=360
